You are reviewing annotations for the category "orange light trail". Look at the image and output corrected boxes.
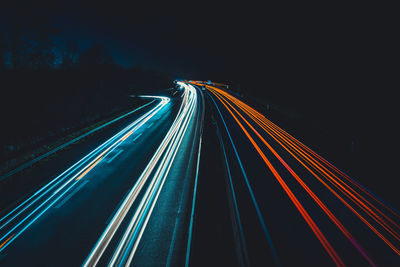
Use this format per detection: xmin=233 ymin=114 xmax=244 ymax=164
xmin=208 ymin=88 xmax=345 ymax=266
xmin=251 ymin=109 xmax=400 ymax=235
xmin=206 ymin=84 xmax=400 ymax=257
xmin=75 ymin=156 xmax=103 ymax=181
xmin=198 ymin=81 xmax=400 ymax=265
xmin=74 ymin=125 xmax=141 ymax=182
xmin=259 ymin=111 xmax=400 ymax=222
xmin=0 ymin=234 xmax=14 ymax=249
xmin=209 ymin=88 xmax=377 ymax=265
xmin=227 ymin=88 xmax=400 ymax=224
xmin=211 ymin=86 xmax=400 ymax=231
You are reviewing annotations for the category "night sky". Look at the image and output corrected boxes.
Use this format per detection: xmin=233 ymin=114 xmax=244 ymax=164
xmin=1 ymin=1 xmax=398 ymax=186
xmin=2 ymin=1 xmax=396 ymax=82
xmin=1 ymin=2 xmax=400 ymax=263
xmin=53 ymin=1 xmax=396 ymax=113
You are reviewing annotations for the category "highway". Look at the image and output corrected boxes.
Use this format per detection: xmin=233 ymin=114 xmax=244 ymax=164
xmin=187 ymin=82 xmax=400 ymax=266
xmin=0 ymin=82 xmax=203 ymax=266
xmin=1 ymin=81 xmax=399 ymax=266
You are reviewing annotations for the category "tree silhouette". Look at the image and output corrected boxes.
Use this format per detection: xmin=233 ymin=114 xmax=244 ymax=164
xmin=79 ymin=44 xmax=115 ymax=67
xmin=25 ymin=31 xmax=57 ymax=69
xmin=60 ymin=40 xmax=79 ymax=69
xmin=3 ymin=2 xmax=59 ymax=70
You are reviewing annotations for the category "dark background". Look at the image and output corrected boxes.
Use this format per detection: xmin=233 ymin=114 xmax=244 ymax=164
xmin=0 ymin=1 xmax=399 ymax=205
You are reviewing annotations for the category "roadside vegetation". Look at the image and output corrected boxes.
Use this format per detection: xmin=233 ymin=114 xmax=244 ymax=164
xmin=0 ymin=11 xmax=172 ymax=170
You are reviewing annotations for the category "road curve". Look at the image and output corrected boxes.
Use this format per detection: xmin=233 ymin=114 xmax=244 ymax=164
xmin=1 ymin=80 xmax=399 ymax=267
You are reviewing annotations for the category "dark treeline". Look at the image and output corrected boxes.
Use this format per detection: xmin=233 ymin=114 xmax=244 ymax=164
xmin=0 ymin=11 xmax=172 ymax=161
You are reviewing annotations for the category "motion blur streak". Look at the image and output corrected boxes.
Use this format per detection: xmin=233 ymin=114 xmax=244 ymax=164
xmin=185 ymin=135 xmax=203 ymax=267
xmin=83 ymin=82 xmax=198 ymax=266
xmin=208 ymin=88 xmax=345 ymax=267
xmin=208 ymin=93 xmax=280 ymax=266
xmin=0 ymin=97 xmax=169 ymax=252
xmin=202 ymin=82 xmax=400 ymax=265
xmin=210 ymin=87 xmax=376 ymax=266
xmin=0 ymin=100 xmax=157 ymax=181
xmin=0 ymin=234 xmax=14 ymax=249
xmin=208 ymin=85 xmax=400 ymax=256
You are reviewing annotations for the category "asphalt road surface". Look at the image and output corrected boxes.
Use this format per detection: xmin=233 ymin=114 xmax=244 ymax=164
xmin=1 ymin=81 xmax=399 ymax=266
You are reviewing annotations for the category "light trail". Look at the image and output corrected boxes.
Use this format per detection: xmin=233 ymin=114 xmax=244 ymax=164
xmin=201 ymin=82 xmax=400 ymax=265
xmin=2 ymin=79 xmax=398 ymax=266
xmin=185 ymin=134 xmax=203 ymax=267
xmin=208 ymin=85 xmax=400 ymax=256
xmin=83 ymin=82 xmax=198 ymax=266
xmin=0 ymin=100 xmax=160 ymax=227
xmin=0 ymin=100 xmax=157 ymax=181
xmin=208 ymin=88 xmax=345 ymax=267
xmin=0 ymin=97 xmax=169 ymax=252
xmin=184 ymin=87 xmax=205 ymax=267
xmin=208 ymin=91 xmax=281 ymax=266
xmin=216 ymin=123 xmax=250 ymax=266
xmin=210 ymin=87 xmax=376 ymax=266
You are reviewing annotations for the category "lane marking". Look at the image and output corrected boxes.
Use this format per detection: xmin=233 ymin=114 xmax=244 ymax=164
xmin=0 ymin=98 xmax=169 ymax=252
xmin=216 ymin=124 xmax=250 ymax=266
xmin=83 ymin=83 xmax=195 ymax=266
xmin=55 ymin=180 xmax=89 ymax=209
xmin=146 ymin=122 xmax=154 ymax=129
xmin=0 ymin=100 xmax=157 ymax=181
xmin=183 ymin=84 xmax=205 ymax=267
xmin=168 ymin=89 xmax=204 ymax=267
xmin=207 ymin=91 xmax=281 ymax=266
xmin=184 ymin=136 xmax=202 ymax=267
xmin=132 ymin=133 xmax=143 ymax=142
xmin=106 ymin=149 xmax=124 ymax=164
xmin=0 ymin=99 xmax=165 ymax=227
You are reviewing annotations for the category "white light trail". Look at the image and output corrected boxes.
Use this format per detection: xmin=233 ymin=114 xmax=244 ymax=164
xmin=0 ymin=96 xmax=169 ymax=252
xmin=83 ymin=83 xmax=198 ymax=266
